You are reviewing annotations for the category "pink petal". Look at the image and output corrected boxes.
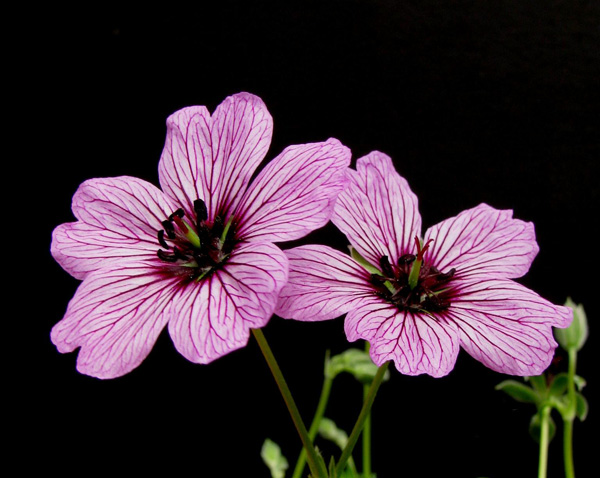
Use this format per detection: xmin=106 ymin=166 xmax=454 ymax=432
xmin=332 ymin=151 xmax=421 ymax=268
xmin=158 ymin=93 xmax=273 ymax=221
xmin=424 ymin=203 xmax=539 ymax=280
xmin=275 ymin=245 xmax=373 ymax=322
xmin=52 ymin=176 xmax=177 ymax=279
xmin=235 ymin=139 xmax=351 ymax=242
xmin=344 ymin=298 xmax=460 ymax=377
xmin=168 ymin=242 xmax=288 ymax=364
xmin=448 ymin=279 xmax=573 ymax=375
xmin=51 ymin=261 xmax=179 ymax=379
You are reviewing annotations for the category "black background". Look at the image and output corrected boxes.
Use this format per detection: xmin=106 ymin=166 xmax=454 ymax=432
xmin=19 ymin=1 xmax=599 ymax=477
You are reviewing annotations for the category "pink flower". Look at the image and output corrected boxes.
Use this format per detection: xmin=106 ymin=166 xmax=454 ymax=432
xmin=276 ymin=152 xmax=572 ymax=377
xmin=51 ymin=92 xmax=351 ymax=378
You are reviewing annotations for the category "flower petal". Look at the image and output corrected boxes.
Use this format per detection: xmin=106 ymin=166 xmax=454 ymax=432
xmin=424 ymin=203 xmax=539 ymax=280
xmin=448 ymin=279 xmax=573 ymax=375
xmin=168 ymin=242 xmax=288 ymax=364
xmin=332 ymin=151 xmax=421 ymax=268
xmin=344 ymin=299 xmax=460 ymax=377
xmin=52 ymin=176 xmax=176 ymax=279
xmin=235 ymin=139 xmax=351 ymax=242
xmin=275 ymin=245 xmax=373 ymax=322
xmin=51 ymin=261 xmax=178 ymax=379
xmin=158 ymin=93 xmax=273 ymax=221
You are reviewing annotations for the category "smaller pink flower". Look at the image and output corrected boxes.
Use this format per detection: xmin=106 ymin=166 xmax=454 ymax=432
xmin=51 ymin=92 xmax=351 ymax=378
xmin=276 ymin=152 xmax=572 ymax=377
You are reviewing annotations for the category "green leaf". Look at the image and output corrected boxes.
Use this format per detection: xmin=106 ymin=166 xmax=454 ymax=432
xmin=575 ymin=392 xmax=589 ymax=421
xmin=261 ymin=439 xmax=289 ymax=478
xmin=319 ymin=417 xmax=349 ymax=450
xmin=527 ymin=374 xmax=549 ymax=394
xmin=496 ymin=380 xmax=539 ymax=404
xmin=529 ymin=411 xmax=556 ymax=443
xmin=548 ymin=373 xmax=569 ymax=397
xmin=326 ymin=348 xmax=390 ymax=384
xmin=555 ymin=298 xmax=588 ymax=352
xmin=328 ymin=456 xmax=337 ymax=478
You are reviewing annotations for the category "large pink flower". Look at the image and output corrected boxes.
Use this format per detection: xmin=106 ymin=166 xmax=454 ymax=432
xmin=276 ymin=152 xmax=572 ymax=377
xmin=51 ymin=92 xmax=351 ymax=379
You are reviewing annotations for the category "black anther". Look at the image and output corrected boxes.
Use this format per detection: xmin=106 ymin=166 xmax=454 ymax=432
xmin=379 ymin=256 xmax=394 ymax=278
xmin=398 ymin=254 xmax=416 ymax=266
xmin=169 ymin=208 xmax=185 ymax=221
xmin=157 ymin=249 xmax=178 ymax=262
xmin=158 ymin=230 xmax=170 ymax=249
xmin=194 ymin=199 xmax=208 ymax=222
xmin=162 ymin=220 xmax=176 ymax=239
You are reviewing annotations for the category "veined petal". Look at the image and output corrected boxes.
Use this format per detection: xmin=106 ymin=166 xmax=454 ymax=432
xmin=50 ymin=261 xmax=179 ymax=379
xmin=158 ymin=93 xmax=272 ymax=221
xmin=52 ymin=222 xmax=161 ymax=280
xmin=332 ymin=151 xmax=421 ymax=268
xmin=72 ymin=176 xmax=176 ymax=236
xmin=275 ymin=245 xmax=373 ymax=322
xmin=158 ymin=105 xmax=211 ymax=217
xmin=54 ymin=176 xmax=177 ymax=279
xmin=424 ymin=203 xmax=539 ymax=280
xmin=236 ymin=139 xmax=351 ymax=242
xmin=448 ymin=279 xmax=573 ymax=375
xmin=344 ymin=298 xmax=460 ymax=377
xmin=168 ymin=242 xmax=288 ymax=364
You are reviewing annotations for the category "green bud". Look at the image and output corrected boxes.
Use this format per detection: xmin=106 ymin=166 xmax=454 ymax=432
xmin=319 ymin=417 xmax=349 ymax=450
xmin=555 ymin=298 xmax=588 ymax=352
xmin=260 ymin=439 xmax=288 ymax=478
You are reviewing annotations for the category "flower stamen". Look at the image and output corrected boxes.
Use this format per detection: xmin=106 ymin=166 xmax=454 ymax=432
xmin=370 ymin=237 xmax=455 ymax=314
xmin=156 ymin=201 xmax=237 ymax=282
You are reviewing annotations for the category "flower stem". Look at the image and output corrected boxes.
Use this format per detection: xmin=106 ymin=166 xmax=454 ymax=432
xmin=362 ymin=381 xmax=372 ymax=478
xmin=362 ymin=341 xmax=372 ymax=478
xmin=563 ymin=347 xmax=577 ymax=478
xmin=291 ymin=368 xmax=334 ymax=478
xmin=538 ymin=405 xmax=551 ymax=478
xmin=335 ymin=361 xmax=389 ymax=477
xmin=252 ymin=328 xmax=328 ymax=478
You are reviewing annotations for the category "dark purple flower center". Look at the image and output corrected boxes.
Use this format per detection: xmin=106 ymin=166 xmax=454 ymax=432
xmin=371 ymin=238 xmax=456 ymax=314
xmin=156 ymin=199 xmax=237 ymax=281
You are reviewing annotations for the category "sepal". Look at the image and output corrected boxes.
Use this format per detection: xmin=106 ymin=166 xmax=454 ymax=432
xmin=575 ymin=392 xmax=589 ymax=421
xmin=325 ymin=348 xmax=391 ymax=384
xmin=495 ymin=379 xmax=539 ymax=404
xmin=529 ymin=411 xmax=556 ymax=443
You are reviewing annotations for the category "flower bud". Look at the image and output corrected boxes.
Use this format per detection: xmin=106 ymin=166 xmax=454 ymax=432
xmin=554 ymin=298 xmax=588 ymax=352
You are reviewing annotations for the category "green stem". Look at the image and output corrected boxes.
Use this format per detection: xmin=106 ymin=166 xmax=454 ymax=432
xmin=563 ymin=419 xmax=575 ymax=478
xmin=335 ymin=362 xmax=389 ymax=477
xmin=563 ymin=348 xmax=577 ymax=478
xmin=362 ymin=341 xmax=372 ymax=478
xmin=362 ymin=381 xmax=372 ymax=478
xmin=291 ymin=369 xmax=334 ymax=478
xmin=252 ymin=329 xmax=328 ymax=478
xmin=538 ymin=406 xmax=551 ymax=478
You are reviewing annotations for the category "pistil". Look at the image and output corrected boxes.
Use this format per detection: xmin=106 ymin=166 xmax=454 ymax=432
xmin=172 ymin=215 xmax=201 ymax=249
xmin=407 ymin=237 xmax=432 ymax=290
